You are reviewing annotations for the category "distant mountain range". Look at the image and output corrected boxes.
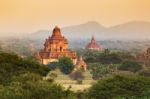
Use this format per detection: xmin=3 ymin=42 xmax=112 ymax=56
xmin=1 ymin=21 xmax=150 ymax=52
xmin=28 ymin=21 xmax=150 ymax=40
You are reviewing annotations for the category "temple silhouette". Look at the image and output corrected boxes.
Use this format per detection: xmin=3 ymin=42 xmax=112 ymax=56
xmin=39 ymin=26 xmax=77 ymax=65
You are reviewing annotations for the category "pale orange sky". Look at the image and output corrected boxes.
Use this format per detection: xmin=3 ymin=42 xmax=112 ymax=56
xmin=0 ymin=0 xmax=150 ymax=33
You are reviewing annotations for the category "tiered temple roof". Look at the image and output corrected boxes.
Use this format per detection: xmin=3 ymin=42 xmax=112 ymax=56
xmin=39 ymin=26 xmax=76 ymax=65
xmin=86 ymin=36 xmax=102 ymax=51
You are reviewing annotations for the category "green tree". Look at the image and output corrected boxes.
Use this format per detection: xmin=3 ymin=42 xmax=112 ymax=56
xmin=87 ymin=75 xmax=150 ymax=99
xmin=98 ymin=53 xmax=122 ymax=64
xmin=58 ymin=57 xmax=74 ymax=74
xmin=89 ymin=63 xmax=112 ymax=80
xmin=0 ymin=52 xmax=77 ymax=99
xmin=45 ymin=71 xmax=58 ymax=82
xmin=0 ymin=72 xmax=76 ymax=99
xmin=104 ymin=48 xmax=110 ymax=55
xmin=84 ymin=50 xmax=102 ymax=63
xmin=47 ymin=62 xmax=59 ymax=70
xmin=0 ymin=52 xmax=50 ymax=85
xmin=119 ymin=60 xmax=143 ymax=73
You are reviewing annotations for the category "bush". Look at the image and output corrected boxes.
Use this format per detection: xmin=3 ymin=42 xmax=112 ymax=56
xmin=98 ymin=53 xmax=122 ymax=64
xmin=45 ymin=71 xmax=58 ymax=82
xmin=119 ymin=60 xmax=143 ymax=73
xmin=89 ymin=63 xmax=117 ymax=80
xmin=87 ymin=75 xmax=150 ymax=99
xmin=84 ymin=50 xmax=102 ymax=63
xmin=58 ymin=57 xmax=74 ymax=74
xmin=47 ymin=62 xmax=59 ymax=70
xmin=0 ymin=52 xmax=77 ymax=99
xmin=0 ymin=73 xmax=76 ymax=99
xmin=0 ymin=52 xmax=50 ymax=85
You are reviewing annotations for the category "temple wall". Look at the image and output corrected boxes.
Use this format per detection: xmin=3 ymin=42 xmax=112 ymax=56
xmin=42 ymin=59 xmax=58 ymax=65
xmin=72 ymin=59 xmax=77 ymax=65
xmin=42 ymin=58 xmax=77 ymax=65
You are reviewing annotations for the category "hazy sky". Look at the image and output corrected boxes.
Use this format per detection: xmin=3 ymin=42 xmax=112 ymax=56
xmin=0 ymin=0 xmax=150 ymax=33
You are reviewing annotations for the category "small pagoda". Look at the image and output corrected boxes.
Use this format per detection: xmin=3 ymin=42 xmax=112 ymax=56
xmin=39 ymin=26 xmax=77 ymax=65
xmin=75 ymin=56 xmax=87 ymax=71
xmin=86 ymin=36 xmax=102 ymax=51
xmin=137 ymin=48 xmax=150 ymax=66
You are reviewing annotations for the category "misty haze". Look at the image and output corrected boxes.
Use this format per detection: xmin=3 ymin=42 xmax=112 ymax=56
xmin=0 ymin=0 xmax=150 ymax=99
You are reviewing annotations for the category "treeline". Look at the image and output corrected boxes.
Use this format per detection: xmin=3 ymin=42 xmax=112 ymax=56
xmin=87 ymin=75 xmax=150 ymax=99
xmin=0 ymin=52 xmax=149 ymax=99
xmin=76 ymin=49 xmax=150 ymax=79
xmin=77 ymin=49 xmax=136 ymax=64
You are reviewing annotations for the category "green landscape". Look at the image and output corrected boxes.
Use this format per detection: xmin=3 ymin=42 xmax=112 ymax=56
xmin=1 ymin=0 xmax=150 ymax=99
xmin=0 ymin=47 xmax=150 ymax=99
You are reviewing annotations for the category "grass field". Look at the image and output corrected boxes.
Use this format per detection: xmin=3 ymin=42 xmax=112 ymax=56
xmin=55 ymin=71 xmax=96 ymax=91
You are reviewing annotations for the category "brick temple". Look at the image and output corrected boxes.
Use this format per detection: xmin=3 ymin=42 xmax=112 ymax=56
xmin=137 ymin=48 xmax=150 ymax=66
xmin=39 ymin=26 xmax=77 ymax=65
xmin=86 ymin=36 xmax=102 ymax=51
xmin=75 ymin=56 xmax=87 ymax=71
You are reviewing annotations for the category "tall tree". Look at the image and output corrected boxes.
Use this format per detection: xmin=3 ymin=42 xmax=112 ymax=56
xmin=58 ymin=57 xmax=74 ymax=74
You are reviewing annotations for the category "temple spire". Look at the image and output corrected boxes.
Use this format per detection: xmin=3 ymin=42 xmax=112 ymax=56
xmin=75 ymin=56 xmax=87 ymax=71
xmin=91 ymin=35 xmax=96 ymax=43
xmin=52 ymin=26 xmax=62 ymax=37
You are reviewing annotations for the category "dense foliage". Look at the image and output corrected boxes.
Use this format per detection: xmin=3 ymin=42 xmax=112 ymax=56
xmin=87 ymin=75 xmax=150 ymax=99
xmin=79 ymin=49 xmax=136 ymax=64
xmin=58 ymin=57 xmax=74 ymax=74
xmin=0 ymin=52 xmax=76 ymax=99
xmin=1 ymin=47 xmax=150 ymax=98
xmin=98 ymin=53 xmax=122 ymax=64
xmin=47 ymin=62 xmax=59 ymax=70
xmin=119 ymin=60 xmax=143 ymax=73
xmin=0 ymin=73 xmax=76 ymax=99
xmin=89 ymin=63 xmax=117 ymax=80
xmin=0 ymin=52 xmax=50 ymax=85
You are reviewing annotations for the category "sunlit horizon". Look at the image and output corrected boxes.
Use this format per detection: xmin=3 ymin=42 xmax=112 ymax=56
xmin=0 ymin=0 xmax=150 ymax=33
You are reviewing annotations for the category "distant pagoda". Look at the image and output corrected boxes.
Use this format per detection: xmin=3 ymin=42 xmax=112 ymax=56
xmin=39 ymin=26 xmax=77 ymax=65
xmin=86 ymin=36 xmax=102 ymax=51
xmin=137 ymin=48 xmax=150 ymax=66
